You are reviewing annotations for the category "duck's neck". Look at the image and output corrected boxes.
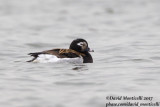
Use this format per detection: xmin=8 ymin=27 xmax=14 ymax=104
xmin=82 ymin=52 xmax=93 ymax=63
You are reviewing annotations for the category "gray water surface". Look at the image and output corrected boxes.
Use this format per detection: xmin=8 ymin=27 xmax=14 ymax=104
xmin=0 ymin=0 xmax=160 ymax=107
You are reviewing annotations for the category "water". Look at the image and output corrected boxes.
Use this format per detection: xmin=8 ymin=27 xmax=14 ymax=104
xmin=0 ymin=0 xmax=160 ymax=107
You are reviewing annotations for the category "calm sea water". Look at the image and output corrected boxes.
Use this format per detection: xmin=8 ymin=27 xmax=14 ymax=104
xmin=0 ymin=0 xmax=160 ymax=107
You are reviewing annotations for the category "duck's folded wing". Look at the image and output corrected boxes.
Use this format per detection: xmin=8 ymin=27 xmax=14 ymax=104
xmin=27 ymin=49 xmax=79 ymax=62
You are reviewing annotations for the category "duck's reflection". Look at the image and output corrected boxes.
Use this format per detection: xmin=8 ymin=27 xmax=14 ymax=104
xmin=72 ymin=64 xmax=88 ymax=71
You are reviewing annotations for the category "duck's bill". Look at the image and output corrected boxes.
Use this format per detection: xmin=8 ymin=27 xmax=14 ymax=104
xmin=88 ymin=48 xmax=94 ymax=52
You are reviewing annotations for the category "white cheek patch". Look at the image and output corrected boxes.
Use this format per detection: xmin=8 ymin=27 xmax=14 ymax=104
xmin=77 ymin=42 xmax=84 ymax=46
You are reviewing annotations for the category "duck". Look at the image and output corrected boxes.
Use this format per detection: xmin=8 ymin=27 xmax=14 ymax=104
xmin=27 ymin=38 xmax=94 ymax=63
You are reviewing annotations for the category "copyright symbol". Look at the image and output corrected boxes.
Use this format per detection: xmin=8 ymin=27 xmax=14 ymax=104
xmin=106 ymin=96 xmax=110 ymax=100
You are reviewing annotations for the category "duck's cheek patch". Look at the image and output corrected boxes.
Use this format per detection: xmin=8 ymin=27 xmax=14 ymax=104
xmin=81 ymin=45 xmax=86 ymax=51
xmin=81 ymin=42 xmax=88 ymax=51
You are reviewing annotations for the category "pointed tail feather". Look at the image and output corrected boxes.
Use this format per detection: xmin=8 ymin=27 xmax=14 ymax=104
xmin=27 ymin=52 xmax=42 ymax=62
xmin=26 ymin=57 xmax=37 ymax=62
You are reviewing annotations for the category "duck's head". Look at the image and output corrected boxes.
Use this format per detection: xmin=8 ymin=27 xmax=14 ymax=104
xmin=69 ymin=38 xmax=94 ymax=53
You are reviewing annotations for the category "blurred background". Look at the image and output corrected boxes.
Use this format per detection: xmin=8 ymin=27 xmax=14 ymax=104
xmin=0 ymin=0 xmax=160 ymax=107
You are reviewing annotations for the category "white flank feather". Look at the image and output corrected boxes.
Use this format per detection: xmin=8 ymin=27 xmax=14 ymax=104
xmin=33 ymin=54 xmax=83 ymax=64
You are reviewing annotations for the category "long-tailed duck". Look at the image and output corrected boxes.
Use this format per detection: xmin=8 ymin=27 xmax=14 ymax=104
xmin=27 ymin=38 xmax=94 ymax=63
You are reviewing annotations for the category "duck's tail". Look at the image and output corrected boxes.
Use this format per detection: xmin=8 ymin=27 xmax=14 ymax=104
xmin=27 ymin=52 xmax=42 ymax=62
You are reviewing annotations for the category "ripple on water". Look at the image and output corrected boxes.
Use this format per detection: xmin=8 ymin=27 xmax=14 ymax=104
xmin=25 ymin=42 xmax=56 ymax=48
